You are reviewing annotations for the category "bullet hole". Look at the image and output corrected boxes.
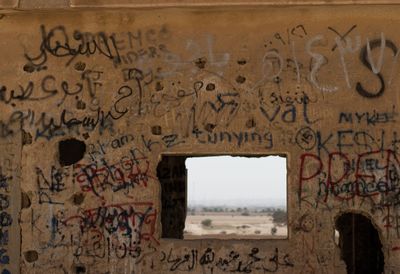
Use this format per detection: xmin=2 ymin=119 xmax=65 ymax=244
xmin=237 ymin=59 xmax=247 ymax=65
xmin=21 ymin=191 xmax=31 ymax=209
xmin=74 ymin=265 xmax=86 ymax=274
xmin=335 ymin=213 xmax=384 ymax=274
xmin=246 ymin=118 xmax=256 ymax=128
xmin=0 ymin=15 xmax=4 ymax=20
xmin=236 ymin=75 xmax=246 ymax=84
xmin=194 ymin=57 xmax=207 ymax=69
xmin=155 ymin=82 xmax=164 ymax=91
xmin=274 ymin=76 xmax=281 ymax=84
xmin=74 ymin=61 xmax=86 ymax=71
xmin=72 ymin=193 xmax=85 ymax=206
xmin=204 ymin=123 xmax=215 ymax=132
xmin=59 ymin=138 xmax=86 ymax=166
xmin=21 ymin=130 xmax=32 ymax=145
xmin=77 ymin=100 xmax=86 ymax=110
xmin=206 ymin=83 xmax=215 ymax=91
xmin=24 ymin=250 xmax=38 ymax=263
xmin=151 ymin=125 xmax=162 ymax=135
xmin=23 ymin=64 xmax=35 ymax=73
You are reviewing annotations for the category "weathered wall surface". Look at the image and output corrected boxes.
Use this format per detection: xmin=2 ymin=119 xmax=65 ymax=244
xmin=0 ymin=3 xmax=400 ymax=273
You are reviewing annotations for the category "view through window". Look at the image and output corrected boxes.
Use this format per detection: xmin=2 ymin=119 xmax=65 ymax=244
xmin=184 ymin=155 xmax=287 ymax=239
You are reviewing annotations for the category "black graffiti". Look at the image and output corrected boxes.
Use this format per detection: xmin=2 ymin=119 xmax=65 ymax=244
xmin=295 ymin=127 xmax=317 ymax=151
xmin=141 ymin=133 xmax=185 ymax=152
xmin=0 ymin=173 xmax=10 ymax=191
xmin=259 ymin=99 xmax=316 ymax=124
xmin=338 ymin=107 xmax=397 ymax=125
xmin=0 ymin=170 xmax=11 ymax=269
xmin=0 ymin=212 xmax=11 ymax=228
xmin=36 ymin=166 xmax=67 ymax=205
xmin=24 ymin=25 xmax=121 ymax=70
xmin=0 ymin=81 xmax=55 ymax=105
xmin=328 ymin=25 xmax=357 ymax=51
xmin=0 ymin=229 xmax=9 ymax=246
xmin=0 ymin=84 xmax=132 ymax=140
xmin=192 ymin=128 xmax=273 ymax=148
xmin=356 ymin=38 xmax=397 ymax=98
xmin=198 ymin=92 xmax=240 ymax=127
xmin=161 ymin=247 xmax=294 ymax=273
xmin=313 ymin=129 xmax=400 ymax=156
xmin=0 ymin=195 xmax=9 ymax=211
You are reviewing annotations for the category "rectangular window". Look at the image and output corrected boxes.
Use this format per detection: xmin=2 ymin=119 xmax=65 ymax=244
xmin=158 ymin=155 xmax=287 ymax=240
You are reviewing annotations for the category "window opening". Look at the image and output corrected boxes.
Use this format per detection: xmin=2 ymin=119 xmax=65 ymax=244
xmin=158 ymin=155 xmax=287 ymax=239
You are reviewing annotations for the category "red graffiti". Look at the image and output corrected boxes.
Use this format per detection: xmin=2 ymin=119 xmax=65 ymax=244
xmin=62 ymin=202 xmax=158 ymax=245
xmin=298 ymin=150 xmax=400 ymax=205
xmin=74 ymin=157 xmax=155 ymax=198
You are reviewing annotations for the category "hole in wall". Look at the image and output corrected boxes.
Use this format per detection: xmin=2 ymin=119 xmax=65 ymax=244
xmin=71 ymin=193 xmax=85 ymax=206
xmin=335 ymin=212 xmax=384 ymax=274
xmin=24 ymin=250 xmax=38 ymax=263
xmin=204 ymin=123 xmax=215 ymax=132
xmin=21 ymin=191 xmax=31 ymax=209
xmin=246 ymin=118 xmax=256 ymax=128
xmin=23 ymin=64 xmax=35 ymax=73
xmin=194 ymin=57 xmax=207 ymax=69
xmin=74 ymin=265 xmax=86 ymax=273
xmin=236 ymin=75 xmax=246 ymax=84
xmin=206 ymin=83 xmax=215 ymax=91
xmin=74 ymin=61 xmax=86 ymax=71
xmin=237 ymin=59 xmax=247 ymax=65
xmin=21 ymin=130 xmax=32 ymax=145
xmin=58 ymin=138 xmax=86 ymax=166
xmin=155 ymin=81 xmax=164 ymax=91
xmin=151 ymin=125 xmax=162 ymax=135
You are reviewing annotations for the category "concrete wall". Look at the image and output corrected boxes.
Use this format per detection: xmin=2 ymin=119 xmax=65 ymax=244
xmin=0 ymin=2 xmax=399 ymax=273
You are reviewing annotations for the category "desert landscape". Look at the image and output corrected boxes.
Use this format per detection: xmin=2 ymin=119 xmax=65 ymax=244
xmin=184 ymin=207 xmax=287 ymax=239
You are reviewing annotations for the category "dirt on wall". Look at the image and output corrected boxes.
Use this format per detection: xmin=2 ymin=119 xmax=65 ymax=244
xmin=0 ymin=3 xmax=399 ymax=274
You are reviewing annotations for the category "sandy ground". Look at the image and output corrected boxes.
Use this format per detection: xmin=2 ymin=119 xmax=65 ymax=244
xmin=184 ymin=213 xmax=287 ymax=239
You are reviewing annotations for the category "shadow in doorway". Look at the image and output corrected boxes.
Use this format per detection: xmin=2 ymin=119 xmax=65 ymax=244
xmin=335 ymin=212 xmax=384 ymax=274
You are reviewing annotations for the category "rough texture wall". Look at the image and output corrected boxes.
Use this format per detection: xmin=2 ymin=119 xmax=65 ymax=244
xmin=0 ymin=3 xmax=400 ymax=274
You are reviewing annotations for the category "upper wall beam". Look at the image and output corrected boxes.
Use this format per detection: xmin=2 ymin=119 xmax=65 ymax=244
xmin=1 ymin=0 xmax=400 ymax=10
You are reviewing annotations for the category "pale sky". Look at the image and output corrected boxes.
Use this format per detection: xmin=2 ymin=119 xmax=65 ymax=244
xmin=185 ymin=155 xmax=287 ymax=208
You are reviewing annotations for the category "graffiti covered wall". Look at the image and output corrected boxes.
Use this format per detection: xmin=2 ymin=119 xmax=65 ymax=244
xmin=0 ymin=2 xmax=399 ymax=273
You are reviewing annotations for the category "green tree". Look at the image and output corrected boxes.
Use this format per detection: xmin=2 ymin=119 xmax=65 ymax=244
xmin=272 ymin=210 xmax=287 ymax=225
xmin=201 ymin=219 xmax=212 ymax=227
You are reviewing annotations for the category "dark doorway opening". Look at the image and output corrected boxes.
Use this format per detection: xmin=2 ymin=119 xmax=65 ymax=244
xmin=335 ymin=213 xmax=384 ymax=274
xmin=157 ymin=156 xmax=187 ymax=239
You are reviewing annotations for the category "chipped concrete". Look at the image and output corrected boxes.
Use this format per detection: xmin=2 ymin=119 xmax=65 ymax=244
xmin=0 ymin=2 xmax=400 ymax=274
